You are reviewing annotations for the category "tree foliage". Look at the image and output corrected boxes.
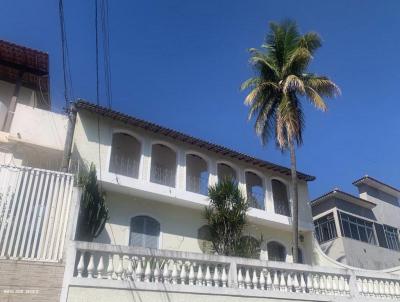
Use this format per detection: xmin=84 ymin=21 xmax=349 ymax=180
xmin=241 ymin=20 xmax=340 ymax=149
xmin=204 ymin=179 xmax=254 ymax=256
xmin=77 ymin=163 xmax=109 ymax=240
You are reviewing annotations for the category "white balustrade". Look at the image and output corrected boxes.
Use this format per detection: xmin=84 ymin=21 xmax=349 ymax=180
xmin=71 ymin=241 xmax=400 ymax=300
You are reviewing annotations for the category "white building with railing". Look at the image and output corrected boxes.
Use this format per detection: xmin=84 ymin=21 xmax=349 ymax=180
xmin=1 ymin=97 xmax=400 ymax=301
xmin=70 ymin=101 xmax=316 ymax=264
xmin=59 ymin=101 xmax=400 ymax=302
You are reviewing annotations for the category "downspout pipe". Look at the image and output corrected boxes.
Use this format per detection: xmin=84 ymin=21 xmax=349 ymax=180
xmin=61 ymin=102 xmax=77 ymax=172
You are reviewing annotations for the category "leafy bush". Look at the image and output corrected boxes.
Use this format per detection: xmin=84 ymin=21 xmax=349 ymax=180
xmin=77 ymin=163 xmax=109 ymax=240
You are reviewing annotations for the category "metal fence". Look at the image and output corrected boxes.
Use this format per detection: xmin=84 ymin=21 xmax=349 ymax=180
xmin=0 ymin=165 xmax=74 ymax=261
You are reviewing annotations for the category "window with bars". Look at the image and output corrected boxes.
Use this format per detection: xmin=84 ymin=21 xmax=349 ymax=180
xmin=314 ymin=213 xmax=338 ymax=243
xmin=338 ymin=212 xmax=376 ymax=245
xmin=129 ymin=216 xmax=160 ymax=249
xmin=383 ymin=225 xmax=400 ymax=251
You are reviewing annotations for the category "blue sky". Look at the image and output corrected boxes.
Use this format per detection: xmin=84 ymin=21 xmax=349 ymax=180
xmin=1 ymin=0 xmax=400 ymax=198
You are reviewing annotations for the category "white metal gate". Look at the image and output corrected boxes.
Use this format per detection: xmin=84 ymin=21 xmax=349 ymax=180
xmin=0 ymin=165 xmax=74 ymax=261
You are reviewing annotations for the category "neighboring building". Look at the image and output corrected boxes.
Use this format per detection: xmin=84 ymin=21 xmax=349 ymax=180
xmin=312 ymin=176 xmax=400 ymax=270
xmin=0 ymin=40 xmax=67 ymax=171
xmin=0 ymin=40 xmax=72 ymax=302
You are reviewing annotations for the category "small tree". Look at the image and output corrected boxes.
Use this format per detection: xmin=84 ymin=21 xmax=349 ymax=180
xmin=77 ymin=163 xmax=109 ymax=241
xmin=204 ymin=179 xmax=248 ymax=256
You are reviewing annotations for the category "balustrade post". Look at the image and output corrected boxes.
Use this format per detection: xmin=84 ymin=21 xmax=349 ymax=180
xmin=228 ymin=260 xmax=238 ymax=288
xmin=348 ymin=272 xmax=359 ymax=298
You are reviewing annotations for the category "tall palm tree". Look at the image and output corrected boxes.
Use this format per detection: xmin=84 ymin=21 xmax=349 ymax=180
xmin=241 ymin=20 xmax=340 ymax=262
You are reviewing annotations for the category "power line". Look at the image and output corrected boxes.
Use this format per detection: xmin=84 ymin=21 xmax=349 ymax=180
xmin=101 ymin=0 xmax=113 ymax=109
xmin=95 ymin=0 xmax=103 ymax=186
xmin=58 ymin=0 xmax=74 ymax=111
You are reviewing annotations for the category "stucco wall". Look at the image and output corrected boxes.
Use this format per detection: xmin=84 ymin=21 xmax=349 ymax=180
xmin=358 ymin=184 xmax=400 ymax=229
xmin=0 ymin=80 xmax=39 ymax=129
xmin=320 ymin=237 xmax=400 ymax=270
xmin=10 ymin=103 xmax=68 ymax=150
xmin=72 ymin=110 xmax=313 ymax=227
xmin=95 ymin=191 xmax=312 ymax=264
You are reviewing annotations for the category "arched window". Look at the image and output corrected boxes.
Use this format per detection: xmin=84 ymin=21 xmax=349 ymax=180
xmin=245 ymin=171 xmax=265 ymax=210
xmin=109 ymin=133 xmax=141 ymax=178
xmin=267 ymin=241 xmax=286 ymax=262
xmin=129 ymin=216 xmax=160 ymax=249
xmin=186 ymin=154 xmax=209 ymax=195
xmin=217 ymin=163 xmax=236 ymax=183
xmin=272 ymin=179 xmax=290 ymax=216
xmin=150 ymin=144 xmax=177 ymax=187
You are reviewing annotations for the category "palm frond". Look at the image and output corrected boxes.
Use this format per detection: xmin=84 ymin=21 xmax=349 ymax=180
xmin=303 ymin=75 xmax=341 ymax=98
xmin=299 ymin=32 xmax=322 ymax=55
xmin=283 ymin=47 xmax=312 ymax=76
xmin=304 ymin=86 xmax=327 ymax=111
xmin=248 ymin=48 xmax=279 ymax=79
xmin=283 ymin=75 xmax=305 ymax=95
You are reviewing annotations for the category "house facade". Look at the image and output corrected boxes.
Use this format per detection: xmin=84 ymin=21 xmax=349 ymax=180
xmin=1 ymin=40 xmax=400 ymax=302
xmin=71 ymin=101 xmax=316 ymax=264
xmin=312 ymin=177 xmax=400 ymax=270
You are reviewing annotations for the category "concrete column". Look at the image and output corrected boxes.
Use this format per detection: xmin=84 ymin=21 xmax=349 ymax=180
xmin=208 ymin=158 xmax=217 ymax=187
xmin=265 ymin=176 xmax=275 ymax=214
xmin=141 ymin=138 xmax=152 ymax=182
xmin=332 ymin=208 xmax=342 ymax=237
xmin=176 ymin=148 xmax=186 ymax=191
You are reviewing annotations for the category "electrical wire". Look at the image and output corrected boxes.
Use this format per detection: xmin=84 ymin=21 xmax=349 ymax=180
xmin=101 ymin=0 xmax=113 ymax=109
xmin=95 ymin=0 xmax=103 ymax=187
xmin=58 ymin=0 xmax=74 ymax=111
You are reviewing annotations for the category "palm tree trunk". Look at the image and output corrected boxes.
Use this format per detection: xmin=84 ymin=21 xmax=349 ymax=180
xmin=289 ymin=140 xmax=299 ymax=263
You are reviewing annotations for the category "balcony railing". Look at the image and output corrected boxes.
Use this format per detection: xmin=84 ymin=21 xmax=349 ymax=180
xmin=150 ymin=165 xmax=176 ymax=187
xmin=247 ymin=191 xmax=265 ymax=210
xmin=274 ymin=202 xmax=291 ymax=217
xmin=109 ymin=154 xmax=139 ymax=179
xmin=186 ymin=174 xmax=208 ymax=195
xmin=64 ymin=241 xmax=400 ymax=300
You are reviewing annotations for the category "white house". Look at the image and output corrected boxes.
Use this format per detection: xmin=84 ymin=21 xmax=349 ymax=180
xmin=70 ymin=101 xmax=316 ymax=264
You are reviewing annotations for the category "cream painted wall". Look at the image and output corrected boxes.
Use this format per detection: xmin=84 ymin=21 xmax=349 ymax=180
xmin=0 ymin=80 xmax=40 ymax=129
xmin=73 ymin=110 xmax=315 ymax=263
xmin=10 ymin=103 xmax=68 ymax=150
xmin=73 ymin=110 xmax=313 ymax=223
xmin=95 ymin=191 xmax=311 ymax=264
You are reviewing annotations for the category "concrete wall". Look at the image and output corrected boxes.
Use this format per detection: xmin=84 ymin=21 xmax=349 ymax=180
xmin=10 ymin=103 xmax=68 ymax=151
xmin=95 ymin=191 xmax=312 ymax=264
xmin=358 ymin=184 xmax=400 ymax=229
xmin=0 ymin=260 xmax=65 ymax=302
xmin=0 ymin=80 xmax=40 ymax=130
xmin=72 ymin=110 xmax=313 ymax=227
xmin=320 ymin=237 xmax=400 ymax=270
